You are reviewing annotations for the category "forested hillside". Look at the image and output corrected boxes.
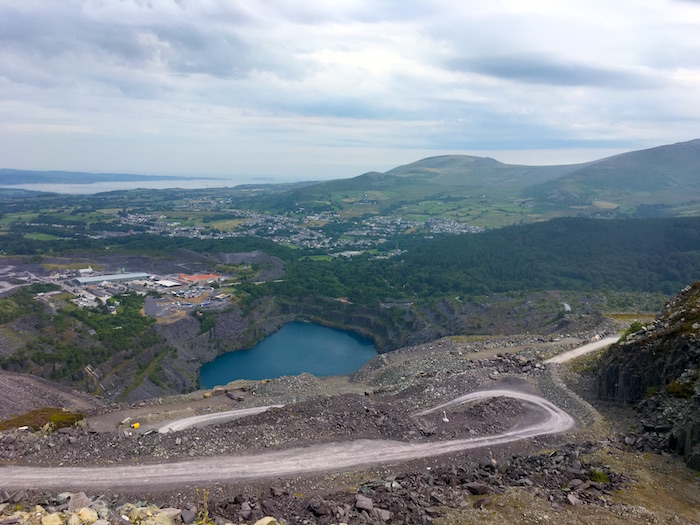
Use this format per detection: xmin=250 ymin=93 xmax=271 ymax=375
xmin=243 ymin=217 xmax=700 ymax=304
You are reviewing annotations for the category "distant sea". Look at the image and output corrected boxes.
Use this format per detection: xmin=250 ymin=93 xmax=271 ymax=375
xmin=0 ymin=178 xmax=238 ymax=194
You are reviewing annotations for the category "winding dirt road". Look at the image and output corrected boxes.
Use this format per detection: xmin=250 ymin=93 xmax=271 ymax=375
xmin=0 ymin=390 xmax=574 ymax=490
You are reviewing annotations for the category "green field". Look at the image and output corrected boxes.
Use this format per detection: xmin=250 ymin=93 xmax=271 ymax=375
xmin=25 ymin=233 xmax=62 ymax=241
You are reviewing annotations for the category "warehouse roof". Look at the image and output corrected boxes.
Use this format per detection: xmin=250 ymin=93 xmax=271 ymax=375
xmin=76 ymin=273 xmax=150 ymax=285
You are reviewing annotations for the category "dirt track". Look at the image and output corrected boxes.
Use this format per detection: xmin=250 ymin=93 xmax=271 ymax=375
xmin=157 ymin=404 xmax=285 ymax=433
xmin=544 ymin=336 xmax=617 ymax=364
xmin=0 ymin=388 xmax=573 ymax=490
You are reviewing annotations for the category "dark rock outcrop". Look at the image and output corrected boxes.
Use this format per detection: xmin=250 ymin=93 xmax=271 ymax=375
xmin=597 ymin=283 xmax=700 ymax=467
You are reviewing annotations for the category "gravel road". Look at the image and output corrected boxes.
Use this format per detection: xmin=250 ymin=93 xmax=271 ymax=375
xmin=544 ymin=336 xmax=617 ymax=364
xmin=0 ymin=389 xmax=574 ymax=490
xmin=157 ymin=405 xmax=285 ymax=433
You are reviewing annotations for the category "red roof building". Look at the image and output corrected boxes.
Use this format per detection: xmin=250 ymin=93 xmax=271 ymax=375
xmin=178 ymin=273 xmax=221 ymax=284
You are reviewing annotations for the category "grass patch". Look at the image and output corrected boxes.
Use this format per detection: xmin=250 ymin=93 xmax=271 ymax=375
xmin=51 ymin=292 xmax=76 ymax=301
xmin=566 ymin=348 xmax=607 ymax=374
xmin=666 ymin=381 xmax=695 ymax=399
xmin=25 ymin=233 xmax=61 ymax=241
xmin=0 ymin=407 xmax=84 ymax=431
xmin=209 ymin=219 xmax=247 ymax=230
xmin=42 ymin=262 xmax=104 ymax=271
xmin=590 ymin=468 xmax=611 ymax=483
xmin=605 ymin=313 xmax=656 ymax=322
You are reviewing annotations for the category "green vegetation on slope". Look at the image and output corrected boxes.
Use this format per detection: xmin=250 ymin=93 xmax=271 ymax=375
xmin=525 ymin=139 xmax=700 ymax=208
xmin=0 ymin=283 xmax=60 ymax=323
xmin=242 ymin=217 xmax=700 ymax=306
xmin=248 ymin=139 xmax=700 ymax=224
xmin=0 ymin=231 xmax=297 ymax=260
xmin=0 ymin=407 xmax=84 ymax=431
xmin=1 ymin=292 xmax=160 ymax=380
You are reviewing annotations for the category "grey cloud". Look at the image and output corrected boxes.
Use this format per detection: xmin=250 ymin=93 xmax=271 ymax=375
xmin=152 ymin=24 xmax=304 ymax=81
xmin=0 ymin=3 xmax=303 ymax=87
xmin=148 ymin=25 xmax=253 ymax=78
xmin=447 ymin=54 xmax=662 ymax=89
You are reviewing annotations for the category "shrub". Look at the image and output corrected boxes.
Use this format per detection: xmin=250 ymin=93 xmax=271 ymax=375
xmin=590 ymin=468 xmax=610 ymax=483
xmin=627 ymin=321 xmax=644 ymax=333
xmin=666 ymin=381 xmax=694 ymax=399
xmin=620 ymin=320 xmax=646 ymax=342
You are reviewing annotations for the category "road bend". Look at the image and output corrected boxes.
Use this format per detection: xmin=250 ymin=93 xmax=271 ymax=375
xmin=0 ymin=389 xmax=574 ymax=490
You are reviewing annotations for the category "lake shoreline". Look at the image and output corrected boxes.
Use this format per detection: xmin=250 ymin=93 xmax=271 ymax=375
xmin=199 ymin=321 xmax=376 ymax=388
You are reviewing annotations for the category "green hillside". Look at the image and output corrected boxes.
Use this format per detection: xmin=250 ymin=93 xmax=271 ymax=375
xmin=384 ymin=155 xmax=579 ymax=188
xmin=524 ymin=139 xmax=700 ymax=210
xmin=255 ymin=139 xmax=700 ymax=226
xmin=254 ymin=156 xmax=584 ymax=226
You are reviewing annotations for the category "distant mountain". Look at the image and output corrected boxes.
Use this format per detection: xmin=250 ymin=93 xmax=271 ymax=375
xmin=0 ymin=169 xmax=216 ymax=185
xmin=262 ymin=139 xmax=700 ymax=225
xmin=383 ymin=155 xmax=582 ymax=188
xmin=295 ymin=155 xmax=582 ymax=196
xmin=524 ymin=139 xmax=700 ymax=206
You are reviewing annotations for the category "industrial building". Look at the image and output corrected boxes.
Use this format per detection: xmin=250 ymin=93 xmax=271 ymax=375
xmin=178 ymin=273 xmax=221 ymax=284
xmin=155 ymin=279 xmax=181 ymax=288
xmin=75 ymin=272 xmax=150 ymax=285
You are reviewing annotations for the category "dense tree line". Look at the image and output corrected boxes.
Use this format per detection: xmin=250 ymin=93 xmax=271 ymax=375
xmin=243 ymin=217 xmax=700 ymax=305
xmin=401 ymin=217 xmax=700 ymax=296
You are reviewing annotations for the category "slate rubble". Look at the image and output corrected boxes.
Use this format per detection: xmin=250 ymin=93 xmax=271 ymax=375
xmin=0 ymin=442 xmax=629 ymax=525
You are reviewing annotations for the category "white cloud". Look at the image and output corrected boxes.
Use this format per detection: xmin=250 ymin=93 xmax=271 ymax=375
xmin=0 ymin=0 xmax=698 ymax=179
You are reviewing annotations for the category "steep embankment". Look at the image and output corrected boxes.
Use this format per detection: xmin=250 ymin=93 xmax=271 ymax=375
xmin=597 ymin=283 xmax=700 ymax=468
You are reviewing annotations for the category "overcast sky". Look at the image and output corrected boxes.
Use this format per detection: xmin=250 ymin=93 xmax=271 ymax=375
xmin=2 ymin=0 xmax=699 ymax=182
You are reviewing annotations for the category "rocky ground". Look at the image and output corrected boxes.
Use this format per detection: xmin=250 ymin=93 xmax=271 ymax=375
xmin=0 ymin=371 xmax=102 ymax=421
xmin=1 ymin=321 xmax=699 ymax=524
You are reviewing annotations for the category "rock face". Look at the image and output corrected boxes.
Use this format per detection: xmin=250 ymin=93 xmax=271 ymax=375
xmin=597 ymin=283 xmax=700 ymax=467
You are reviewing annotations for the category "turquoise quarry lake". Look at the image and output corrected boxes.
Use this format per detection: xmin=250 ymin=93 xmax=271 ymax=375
xmin=198 ymin=322 xmax=376 ymax=388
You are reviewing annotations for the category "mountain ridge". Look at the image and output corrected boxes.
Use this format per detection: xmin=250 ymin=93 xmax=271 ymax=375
xmin=524 ymin=139 xmax=700 ymax=205
xmin=262 ymin=138 xmax=700 ymax=224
